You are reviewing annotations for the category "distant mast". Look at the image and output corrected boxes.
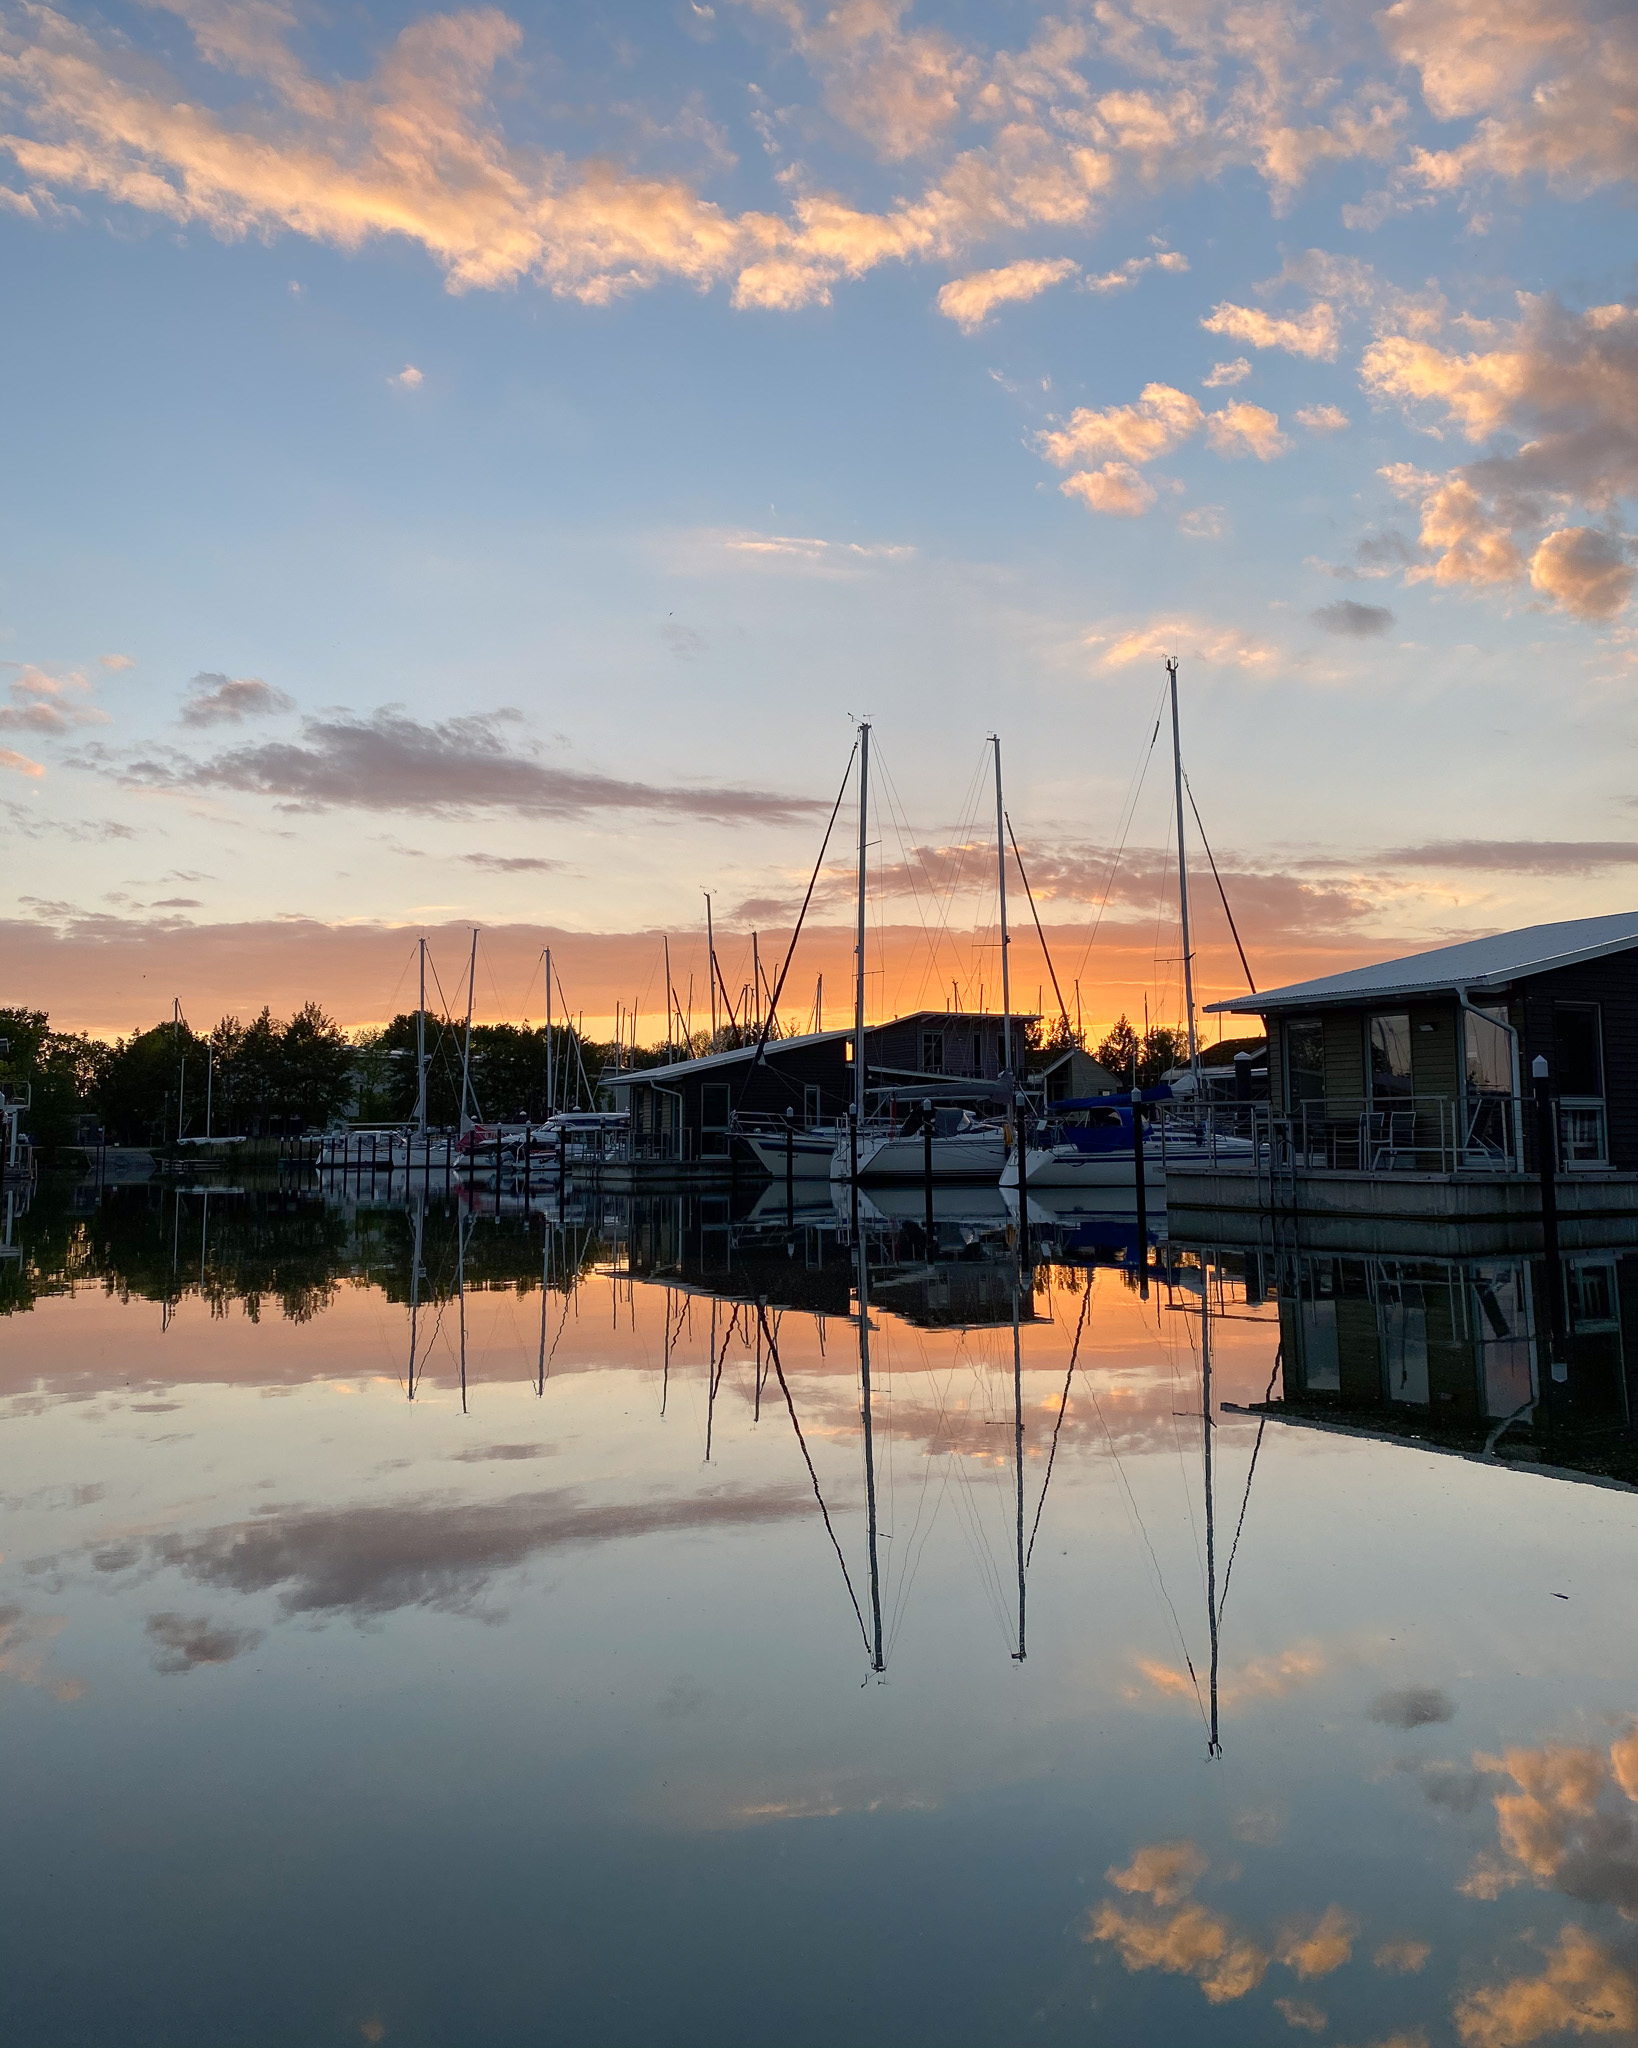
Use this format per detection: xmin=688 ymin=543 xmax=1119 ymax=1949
xmin=991 ymin=732 xmax=1012 ymax=1084
xmin=853 ymin=721 xmax=871 ymax=1136
xmin=415 ymin=936 xmax=428 ymax=1139
xmin=459 ymin=926 xmax=478 ymax=1134
xmin=544 ymin=947 xmax=553 ymax=1117
xmin=1167 ymin=658 xmax=1202 ymax=1090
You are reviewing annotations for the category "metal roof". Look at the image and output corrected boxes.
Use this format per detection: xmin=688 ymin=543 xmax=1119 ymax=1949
xmin=603 ymin=1028 xmax=850 ymax=1088
xmin=1207 ymin=911 xmax=1638 ymax=1016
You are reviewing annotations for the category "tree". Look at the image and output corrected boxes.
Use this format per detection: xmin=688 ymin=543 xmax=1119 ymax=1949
xmin=1095 ymin=1015 xmax=1140 ymax=1086
xmin=96 ymin=1021 xmax=204 ymax=1144
xmin=1137 ymin=1024 xmax=1182 ymax=1087
xmin=278 ymin=1002 xmax=354 ymax=1129
xmin=0 ymin=1008 xmax=111 ymax=1153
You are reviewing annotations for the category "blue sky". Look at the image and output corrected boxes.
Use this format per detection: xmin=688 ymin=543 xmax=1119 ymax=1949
xmin=3 ymin=0 xmax=1637 ymax=1031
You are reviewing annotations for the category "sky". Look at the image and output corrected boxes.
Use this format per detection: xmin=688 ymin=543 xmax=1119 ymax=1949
xmin=2 ymin=0 xmax=1638 ymax=1039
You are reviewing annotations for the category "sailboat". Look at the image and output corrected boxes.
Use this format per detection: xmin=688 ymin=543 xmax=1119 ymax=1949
xmin=1001 ymin=660 xmax=1252 ymax=1196
xmin=393 ymin=937 xmax=458 ymax=1170
xmin=832 ymin=729 xmax=1014 ymax=1184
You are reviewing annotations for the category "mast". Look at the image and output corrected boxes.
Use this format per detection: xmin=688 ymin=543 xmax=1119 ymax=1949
xmin=406 ymin=1194 xmax=424 ymax=1400
xmin=548 ymin=946 xmax=561 ymax=1114
xmin=415 ymin=938 xmax=428 ymax=1140
xmin=459 ymin=927 xmax=478 ymax=1133
xmin=1011 ymin=1264 xmax=1027 ymax=1661
xmin=1167 ymin=658 xmax=1201 ymax=1084
xmin=457 ymin=1207 xmax=469 ymax=1415
xmin=705 ymin=892 xmax=718 ymax=1046
xmin=992 ymin=734 xmax=1013 ymax=1081
xmin=857 ymin=1221 xmax=885 ymax=1672
xmin=1202 ymin=1257 xmax=1221 ymax=1755
xmin=854 ymin=722 xmax=871 ymax=1136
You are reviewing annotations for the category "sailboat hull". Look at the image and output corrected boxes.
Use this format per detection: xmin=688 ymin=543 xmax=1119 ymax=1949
xmin=831 ymin=1129 xmax=1008 ymax=1182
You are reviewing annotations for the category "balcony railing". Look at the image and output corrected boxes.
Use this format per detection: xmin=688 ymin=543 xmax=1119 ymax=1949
xmin=1176 ymin=1094 xmax=1528 ymax=1177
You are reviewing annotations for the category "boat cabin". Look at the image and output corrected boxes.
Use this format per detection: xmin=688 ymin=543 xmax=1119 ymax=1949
xmin=605 ymin=1009 xmax=1031 ymax=1165
xmin=1209 ymin=912 xmax=1638 ymax=1173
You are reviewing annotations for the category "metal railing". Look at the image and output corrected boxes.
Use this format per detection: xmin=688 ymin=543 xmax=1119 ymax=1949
xmin=1269 ymin=1094 xmax=1525 ymax=1176
xmin=1170 ymin=1094 xmax=1540 ymax=1178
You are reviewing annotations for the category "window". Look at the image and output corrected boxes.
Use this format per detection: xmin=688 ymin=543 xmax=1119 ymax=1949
xmin=1286 ymin=1017 xmax=1325 ymax=1105
xmin=700 ymin=1081 xmax=730 ymax=1157
xmin=1571 ymin=1262 xmax=1619 ymax=1331
xmin=1369 ymin=1013 xmax=1413 ymax=1101
xmin=804 ymin=1085 xmax=822 ymax=1126
xmin=1465 ymin=1004 xmax=1513 ymax=1096
xmin=1554 ymin=1003 xmax=1607 ymax=1167
xmin=1553 ymin=1003 xmax=1603 ymax=1097
xmin=971 ymin=1032 xmax=982 ymax=1073
xmin=1381 ymin=1298 xmax=1430 ymax=1405
xmin=1298 ymin=1297 xmax=1340 ymax=1391
xmin=1560 ymin=1103 xmax=1609 ymax=1167
xmin=921 ymin=1031 xmax=945 ymax=1074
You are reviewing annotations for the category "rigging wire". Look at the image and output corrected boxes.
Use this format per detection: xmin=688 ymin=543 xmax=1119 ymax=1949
xmin=1025 ymin=1286 xmax=1091 ymax=1565
xmin=1183 ymin=773 xmax=1257 ymax=995
xmin=743 ymin=738 xmax=859 ymax=1086
xmin=756 ymin=1303 xmax=872 ymax=1656
xmin=1006 ymin=812 xmax=1073 ymax=1039
xmin=1073 ymin=669 xmax=1172 ymax=987
xmin=1217 ymin=1345 xmax=1281 ymax=1619
xmin=1074 ymin=1296 xmax=1212 ymax=1738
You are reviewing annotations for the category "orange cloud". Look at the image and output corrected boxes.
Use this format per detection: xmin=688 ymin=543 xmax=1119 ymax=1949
xmin=1107 ymin=1839 xmax=1208 ymax=1906
xmin=1454 ymin=1925 xmax=1638 ymax=2048
xmin=1036 ymin=382 xmax=1204 ymax=467
xmin=1060 ymin=461 xmax=1157 ymax=516
xmin=1384 ymin=0 xmax=1638 ymax=195
xmin=1276 ymin=1904 xmax=1359 ymax=1979
xmin=935 ymin=255 xmax=1078 ymax=331
xmin=1205 ymin=400 xmax=1291 ymax=460
xmin=1201 ymin=300 xmax=1340 ymax=360
xmin=1362 ymin=299 xmax=1638 ymax=619
xmin=1274 ymin=1996 xmax=1328 ymax=2031
xmin=1089 ymin=1899 xmax=1270 ymax=2004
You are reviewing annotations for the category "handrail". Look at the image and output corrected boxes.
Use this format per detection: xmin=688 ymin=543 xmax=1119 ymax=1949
xmin=1187 ymin=1092 xmax=1542 ymax=1178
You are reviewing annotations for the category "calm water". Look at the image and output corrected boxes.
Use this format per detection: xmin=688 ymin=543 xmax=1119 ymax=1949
xmin=6 ymin=1176 xmax=1638 ymax=2046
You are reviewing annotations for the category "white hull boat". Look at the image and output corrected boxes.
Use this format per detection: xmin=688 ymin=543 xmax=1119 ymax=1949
xmin=741 ymin=1127 xmax=838 ymax=1179
xmin=831 ymin=1125 xmax=1008 ymax=1182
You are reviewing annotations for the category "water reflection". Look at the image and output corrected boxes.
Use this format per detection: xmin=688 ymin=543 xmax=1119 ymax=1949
xmin=6 ymin=1170 xmax=1638 ymax=2044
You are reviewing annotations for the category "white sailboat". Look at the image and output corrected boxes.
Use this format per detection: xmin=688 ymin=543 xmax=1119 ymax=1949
xmin=1001 ymin=659 xmax=1253 ymax=1194
xmin=393 ymin=938 xmax=458 ymax=1169
xmin=833 ymin=730 xmax=1013 ymax=1184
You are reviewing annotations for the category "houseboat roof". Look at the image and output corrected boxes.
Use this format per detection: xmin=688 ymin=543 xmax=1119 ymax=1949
xmin=1208 ymin=911 xmax=1638 ymax=1016
xmin=884 ymin=1009 xmax=1042 ymax=1025
xmin=603 ymin=1029 xmax=851 ymax=1088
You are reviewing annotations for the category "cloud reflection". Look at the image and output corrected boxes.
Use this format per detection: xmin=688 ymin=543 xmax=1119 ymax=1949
xmin=128 ymin=1484 xmax=812 ymax=1620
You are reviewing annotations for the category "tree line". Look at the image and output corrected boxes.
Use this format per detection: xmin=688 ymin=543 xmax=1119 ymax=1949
xmin=1 ymin=1001 xmax=1204 ymax=1154
xmin=0 ymin=1005 xmax=608 ymax=1151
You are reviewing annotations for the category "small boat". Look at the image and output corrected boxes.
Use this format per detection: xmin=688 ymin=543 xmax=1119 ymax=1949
xmin=834 ymin=1108 xmax=1009 ymax=1183
xmin=734 ymin=1112 xmax=838 ymax=1179
xmin=999 ymin=1096 xmax=1164 ymax=1190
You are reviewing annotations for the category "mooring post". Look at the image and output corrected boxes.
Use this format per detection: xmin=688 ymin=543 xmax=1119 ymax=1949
xmin=1132 ymin=1087 xmax=1148 ymax=1300
xmin=922 ymin=1098 xmax=934 ymax=1251
xmin=784 ymin=1105 xmax=795 ymax=1225
xmin=1533 ymin=1055 xmax=1568 ymax=1387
